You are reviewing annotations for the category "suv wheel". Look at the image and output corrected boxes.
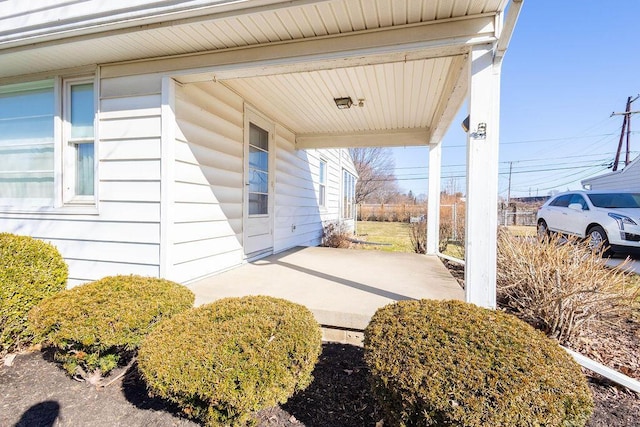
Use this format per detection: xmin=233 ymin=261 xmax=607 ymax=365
xmin=537 ymin=220 xmax=550 ymax=242
xmin=587 ymin=225 xmax=612 ymax=257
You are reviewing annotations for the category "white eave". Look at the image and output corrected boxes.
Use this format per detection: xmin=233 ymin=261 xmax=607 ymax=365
xmin=0 ymin=0 xmax=510 ymax=147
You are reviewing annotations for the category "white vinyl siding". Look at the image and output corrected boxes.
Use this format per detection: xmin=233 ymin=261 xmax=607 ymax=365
xmin=171 ymin=81 xmax=244 ymax=283
xmin=0 ymin=71 xmax=164 ymax=285
xmin=273 ymin=125 xmax=355 ymax=251
xmin=582 ymin=158 xmax=640 ymax=191
xmin=0 ymin=68 xmax=358 ymax=286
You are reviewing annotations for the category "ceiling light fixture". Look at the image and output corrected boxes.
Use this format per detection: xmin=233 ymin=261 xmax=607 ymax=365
xmin=334 ymin=97 xmax=353 ymax=109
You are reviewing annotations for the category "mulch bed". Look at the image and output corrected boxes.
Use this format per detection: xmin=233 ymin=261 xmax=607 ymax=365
xmin=1 ymin=341 xmax=638 ymax=426
xmin=1 ymin=259 xmax=638 ymax=425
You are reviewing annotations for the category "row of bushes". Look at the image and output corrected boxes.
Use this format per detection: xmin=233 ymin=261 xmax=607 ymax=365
xmin=2 ymin=233 xmax=596 ymax=426
xmin=1 ymin=233 xmax=322 ymax=425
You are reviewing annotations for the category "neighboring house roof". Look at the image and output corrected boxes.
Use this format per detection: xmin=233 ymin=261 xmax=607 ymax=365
xmin=581 ymin=155 xmax=640 ymax=189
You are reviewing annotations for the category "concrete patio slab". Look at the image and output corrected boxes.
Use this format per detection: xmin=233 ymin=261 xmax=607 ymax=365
xmin=188 ymin=246 xmax=464 ymax=332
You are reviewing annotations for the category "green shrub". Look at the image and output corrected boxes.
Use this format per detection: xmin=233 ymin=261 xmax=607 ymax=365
xmin=364 ymin=299 xmax=593 ymax=427
xmin=28 ymin=275 xmax=194 ymax=377
xmin=138 ymin=296 xmax=322 ymax=427
xmin=0 ymin=233 xmax=68 ymax=355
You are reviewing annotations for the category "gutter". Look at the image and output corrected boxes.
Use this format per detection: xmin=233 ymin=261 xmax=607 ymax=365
xmin=0 ymin=0 xmax=318 ymax=50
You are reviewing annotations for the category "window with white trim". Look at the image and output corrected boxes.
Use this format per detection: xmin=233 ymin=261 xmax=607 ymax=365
xmin=318 ymin=159 xmax=327 ymax=207
xmin=0 ymin=77 xmax=96 ymax=208
xmin=0 ymin=80 xmax=55 ymax=205
xmin=342 ymin=169 xmax=356 ymax=219
xmin=64 ymin=79 xmax=95 ymax=202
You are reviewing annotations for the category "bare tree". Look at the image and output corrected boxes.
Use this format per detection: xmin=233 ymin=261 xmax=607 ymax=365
xmin=349 ymin=147 xmax=399 ymax=203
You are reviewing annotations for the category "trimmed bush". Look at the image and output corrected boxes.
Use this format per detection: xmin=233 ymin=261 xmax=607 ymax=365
xmin=0 ymin=233 xmax=68 ymax=355
xmin=28 ymin=275 xmax=194 ymax=377
xmin=364 ymin=299 xmax=593 ymax=427
xmin=138 ymin=296 xmax=322 ymax=426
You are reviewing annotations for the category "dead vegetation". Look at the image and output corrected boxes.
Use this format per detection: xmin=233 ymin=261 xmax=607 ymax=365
xmin=496 ymin=229 xmax=639 ymax=346
xmin=321 ymin=222 xmax=352 ymax=249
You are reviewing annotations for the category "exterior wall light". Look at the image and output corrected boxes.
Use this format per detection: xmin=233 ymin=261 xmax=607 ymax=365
xmin=461 ymin=115 xmax=470 ymax=132
xmin=334 ymin=97 xmax=353 ymax=109
xmin=461 ymin=115 xmax=487 ymax=139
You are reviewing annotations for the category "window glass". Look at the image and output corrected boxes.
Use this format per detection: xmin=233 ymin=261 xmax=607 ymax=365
xmin=248 ymin=123 xmax=269 ymax=215
xmin=249 ymin=123 xmax=268 ymax=150
xmin=550 ymin=194 xmax=571 ymax=207
xmin=569 ymin=194 xmax=588 ymax=210
xmin=249 ymin=170 xmax=268 ymax=194
xmin=249 ymin=146 xmax=268 ymax=171
xmin=67 ymin=81 xmax=95 ymax=199
xmin=0 ymin=80 xmax=55 ymax=203
xmin=588 ymin=193 xmax=640 ymax=208
xmin=75 ymin=143 xmax=94 ymax=196
xmin=70 ymin=83 xmax=94 ymax=139
xmin=343 ymin=170 xmax=356 ymax=218
xmin=249 ymin=193 xmax=268 ymax=215
xmin=319 ymin=160 xmax=327 ymax=207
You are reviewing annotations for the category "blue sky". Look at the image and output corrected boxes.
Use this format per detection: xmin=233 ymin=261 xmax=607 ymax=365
xmin=393 ymin=0 xmax=640 ymax=199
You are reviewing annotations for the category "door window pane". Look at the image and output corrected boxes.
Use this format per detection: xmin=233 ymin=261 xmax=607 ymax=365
xmin=249 ymin=123 xmax=269 ymax=150
xmin=249 ymin=193 xmax=268 ymax=215
xmin=249 ymin=170 xmax=268 ymax=194
xmin=248 ymin=122 xmax=269 ymax=216
xmin=249 ymin=146 xmax=268 ymax=171
xmin=0 ymin=80 xmax=55 ymax=203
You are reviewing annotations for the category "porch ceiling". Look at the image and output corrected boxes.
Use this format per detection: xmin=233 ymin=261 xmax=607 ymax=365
xmin=0 ymin=0 xmax=506 ymax=146
xmin=221 ymin=56 xmax=465 ymax=143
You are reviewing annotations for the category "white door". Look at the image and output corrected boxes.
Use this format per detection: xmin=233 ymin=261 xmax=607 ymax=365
xmin=243 ymin=109 xmax=274 ymax=259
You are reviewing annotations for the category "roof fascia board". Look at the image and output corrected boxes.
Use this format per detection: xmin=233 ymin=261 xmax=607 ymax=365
xmin=101 ymin=14 xmax=496 ymax=79
xmin=0 ymin=0 xmax=329 ymax=50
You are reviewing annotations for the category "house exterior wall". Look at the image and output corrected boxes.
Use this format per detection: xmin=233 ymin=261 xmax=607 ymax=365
xmin=0 ymin=58 xmax=356 ymax=286
xmin=582 ymin=157 xmax=640 ymax=191
xmin=170 ymin=81 xmax=245 ymax=283
xmin=0 ymin=71 xmax=164 ymax=286
xmin=273 ymin=127 xmax=356 ymax=252
xmin=167 ymin=79 xmax=356 ymax=283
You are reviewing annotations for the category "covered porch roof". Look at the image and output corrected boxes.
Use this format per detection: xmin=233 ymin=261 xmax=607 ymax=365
xmin=1 ymin=0 xmax=507 ymax=147
xmin=0 ymin=0 xmax=524 ymax=308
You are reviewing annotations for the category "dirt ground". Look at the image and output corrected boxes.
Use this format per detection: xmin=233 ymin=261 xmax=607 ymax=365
xmin=1 ymin=342 xmax=638 ymax=427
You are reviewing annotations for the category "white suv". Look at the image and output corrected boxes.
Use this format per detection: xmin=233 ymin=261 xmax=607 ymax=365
xmin=536 ymin=190 xmax=640 ymax=256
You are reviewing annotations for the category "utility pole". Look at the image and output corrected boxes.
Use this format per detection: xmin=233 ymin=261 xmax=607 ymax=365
xmin=506 ymin=161 xmax=513 ymax=204
xmin=611 ymin=95 xmax=640 ymax=171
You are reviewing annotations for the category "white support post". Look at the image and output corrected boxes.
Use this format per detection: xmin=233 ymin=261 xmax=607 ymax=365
xmin=159 ymin=77 xmax=176 ymax=280
xmin=426 ymin=142 xmax=442 ymax=255
xmin=464 ymin=44 xmax=501 ymax=308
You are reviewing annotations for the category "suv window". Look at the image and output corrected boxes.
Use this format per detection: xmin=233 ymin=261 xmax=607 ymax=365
xmin=549 ymin=194 xmax=572 ymax=207
xmin=588 ymin=193 xmax=640 ymax=208
xmin=569 ymin=194 xmax=589 ymax=210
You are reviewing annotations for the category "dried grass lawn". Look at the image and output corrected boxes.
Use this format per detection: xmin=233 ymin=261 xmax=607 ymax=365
xmin=353 ymin=221 xmax=414 ymax=252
